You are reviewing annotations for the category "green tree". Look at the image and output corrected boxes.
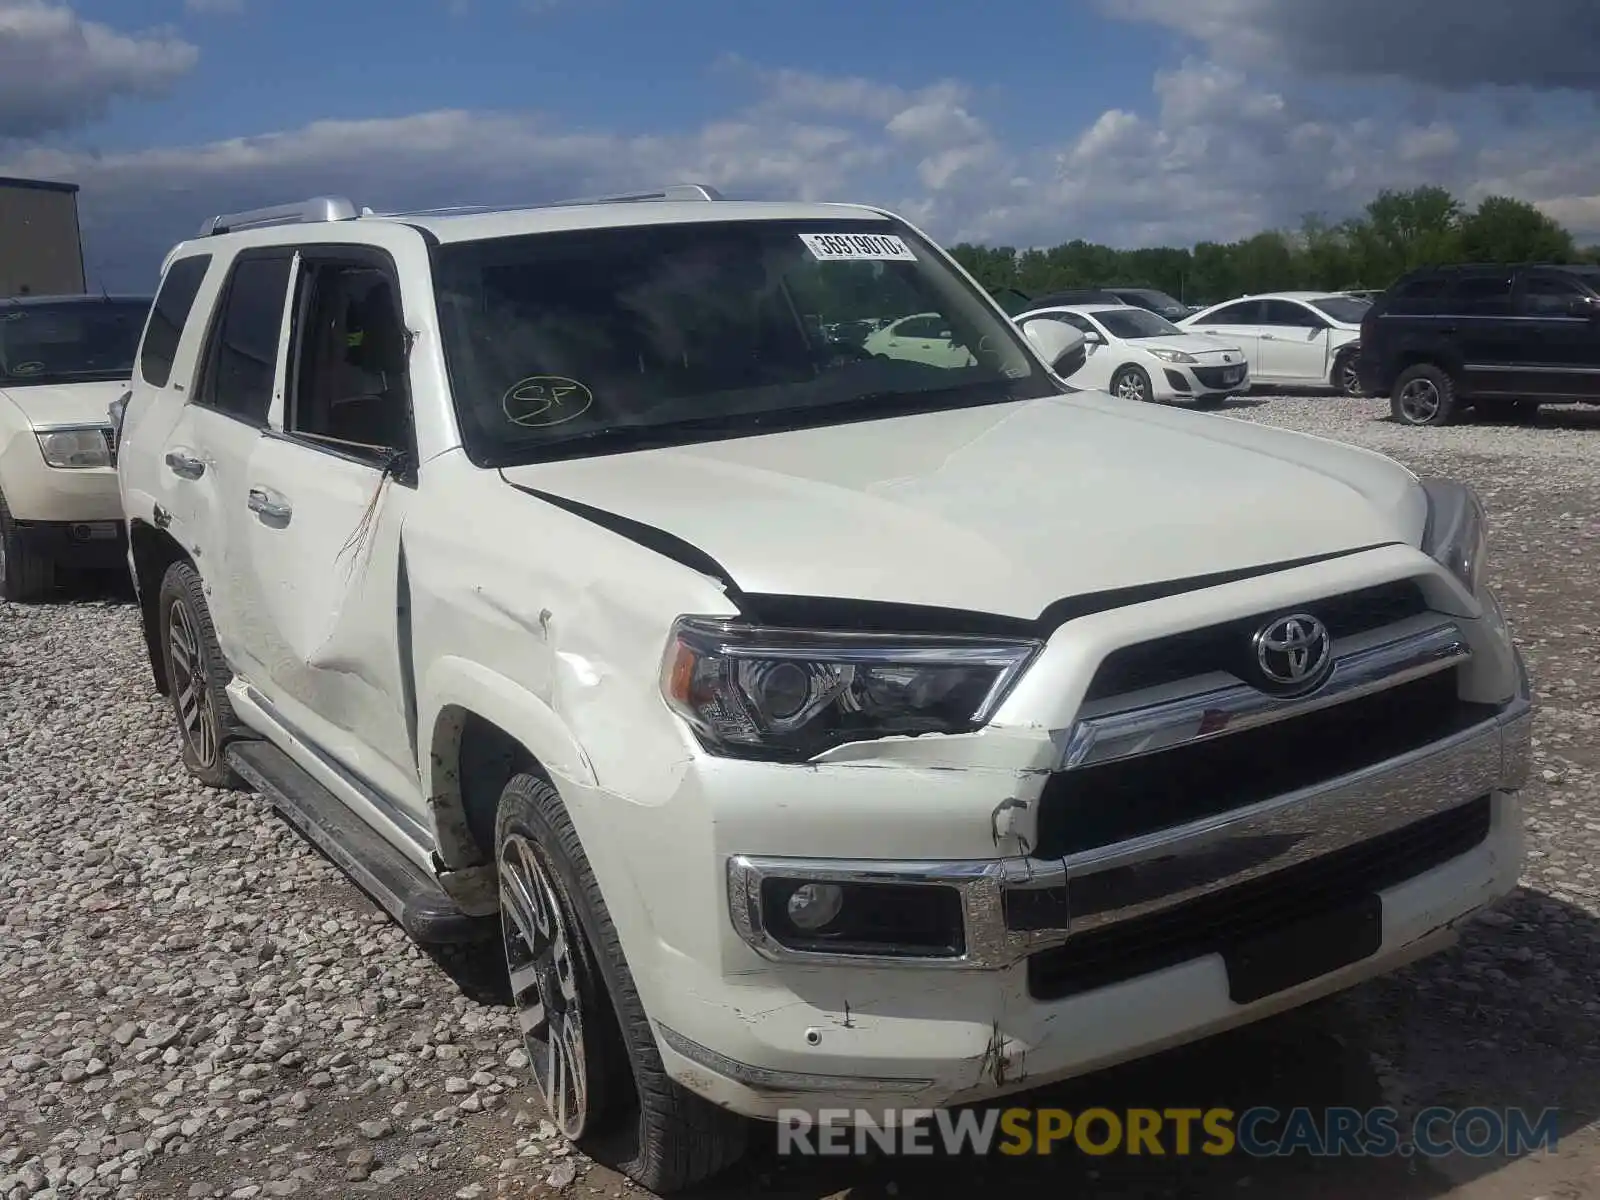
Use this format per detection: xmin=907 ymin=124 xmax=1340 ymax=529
xmin=948 ymin=185 xmax=1582 ymax=306
xmin=1458 ymin=195 xmax=1576 ymax=263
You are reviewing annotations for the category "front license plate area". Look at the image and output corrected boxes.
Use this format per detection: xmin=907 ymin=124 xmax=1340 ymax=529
xmin=1223 ymin=893 xmax=1382 ymax=1004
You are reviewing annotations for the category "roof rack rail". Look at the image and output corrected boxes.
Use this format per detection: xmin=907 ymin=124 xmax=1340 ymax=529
xmin=381 ymin=182 xmax=724 ymax=220
xmin=198 ymin=195 xmax=362 ymax=237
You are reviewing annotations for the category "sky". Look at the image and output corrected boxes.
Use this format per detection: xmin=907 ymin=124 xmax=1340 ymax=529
xmin=2 ymin=0 xmax=1599 ymax=289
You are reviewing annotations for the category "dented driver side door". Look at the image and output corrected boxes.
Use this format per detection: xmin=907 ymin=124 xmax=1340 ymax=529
xmin=225 ymin=245 xmax=427 ymax=829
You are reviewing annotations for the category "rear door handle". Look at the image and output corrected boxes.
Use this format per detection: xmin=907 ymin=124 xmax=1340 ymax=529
xmin=1260 ymin=333 xmax=1278 ymax=341
xmin=247 ymin=488 xmax=292 ymax=523
xmin=164 ymin=451 xmax=205 ymax=480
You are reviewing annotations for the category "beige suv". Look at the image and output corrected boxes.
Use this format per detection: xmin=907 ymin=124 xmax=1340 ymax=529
xmin=0 ymin=293 xmax=151 ymax=599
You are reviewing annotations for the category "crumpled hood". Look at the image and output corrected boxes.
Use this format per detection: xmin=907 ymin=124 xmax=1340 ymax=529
xmin=500 ymin=391 xmax=1426 ymax=620
xmin=0 ymin=380 xmax=128 ymax=427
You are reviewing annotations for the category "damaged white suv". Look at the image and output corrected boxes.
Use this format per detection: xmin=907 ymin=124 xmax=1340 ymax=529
xmin=116 ymin=186 xmax=1533 ymax=1193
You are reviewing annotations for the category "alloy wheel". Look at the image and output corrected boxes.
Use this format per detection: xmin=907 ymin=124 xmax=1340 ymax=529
xmin=1339 ymin=360 xmax=1361 ymax=396
xmin=168 ymin=599 xmax=219 ymax=768
xmin=1115 ymin=371 xmax=1147 ymax=402
xmin=501 ymin=832 xmax=589 ymax=1139
xmin=1398 ymin=378 xmax=1441 ymax=423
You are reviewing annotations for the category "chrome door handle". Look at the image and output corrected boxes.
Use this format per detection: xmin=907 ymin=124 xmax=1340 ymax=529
xmin=164 ymin=451 xmax=205 ymax=480
xmin=247 ymin=488 xmax=292 ymax=522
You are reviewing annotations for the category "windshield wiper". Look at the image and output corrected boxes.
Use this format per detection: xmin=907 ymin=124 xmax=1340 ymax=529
xmin=494 ymin=380 xmax=1045 ymax=465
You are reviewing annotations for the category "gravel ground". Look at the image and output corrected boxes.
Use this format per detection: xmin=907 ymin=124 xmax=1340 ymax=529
xmin=1 ymin=393 xmax=1597 ymax=1200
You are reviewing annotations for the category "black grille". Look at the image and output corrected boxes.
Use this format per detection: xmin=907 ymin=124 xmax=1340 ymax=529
xmin=1026 ymin=794 xmax=1493 ymax=1002
xmin=1193 ymin=364 xmax=1248 ymax=388
xmin=1084 ymin=578 xmax=1429 ymax=701
xmin=1035 ymin=667 xmax=1493 ymax=859
xmin=101 ymin=427 xmax=118 ymax=467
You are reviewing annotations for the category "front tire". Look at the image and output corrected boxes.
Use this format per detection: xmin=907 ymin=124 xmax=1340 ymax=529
xmin=1110 ymin=364 xmax=1154 ymax=403
xmin=1332 ymin=350 xmax=1364 ymax=397
xmin=1390 ymin=363 xmax=1459 ymax=427
xmin=157 ymin=561 xmax=245 ymax=789
xmin=496 ymin=774 xmax=747 ymax=1194
xmin=0 ymin=490 xmax=56 ymax=602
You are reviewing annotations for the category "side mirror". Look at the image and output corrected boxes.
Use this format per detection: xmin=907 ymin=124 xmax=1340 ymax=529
xmin=1021 ymin=319 xmax=1088 ymax=374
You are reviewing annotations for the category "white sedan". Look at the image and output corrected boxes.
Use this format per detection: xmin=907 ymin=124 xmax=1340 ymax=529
xmin=1178 ymin=291 xmax=1370 ymax=395
xmin=1015 ymin=304 xmax=1249 ymax=405
xmin=862 ymin=312 xmax=976 ymax=369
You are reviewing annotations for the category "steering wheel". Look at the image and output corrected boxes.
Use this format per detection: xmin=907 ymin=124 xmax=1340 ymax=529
xmin=821 ymin=340 xmax=876 ymax=367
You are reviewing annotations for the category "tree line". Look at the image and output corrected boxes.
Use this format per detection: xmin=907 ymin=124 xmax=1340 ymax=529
xmin=947 ymin=187 xmax=1600 ymax=307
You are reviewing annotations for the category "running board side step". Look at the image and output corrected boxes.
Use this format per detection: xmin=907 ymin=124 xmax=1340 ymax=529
xmin=226 ymin=741 xmax=493 ymax=945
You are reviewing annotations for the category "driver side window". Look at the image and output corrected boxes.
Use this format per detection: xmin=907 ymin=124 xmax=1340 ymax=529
xmin=288 ymin=259 xmax=414 ymax=464
xmin=1262 ymin=299 xmax=1323 ymax=328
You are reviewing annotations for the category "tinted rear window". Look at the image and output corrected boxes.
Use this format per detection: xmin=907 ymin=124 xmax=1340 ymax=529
xmin=140 ymin=255 xmax=212 ymax=388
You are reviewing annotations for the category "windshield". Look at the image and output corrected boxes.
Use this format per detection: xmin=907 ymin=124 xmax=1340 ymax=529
xmin=431 ymin=218 xmax=1054 ymax=465
xmin=1091 ymin=308 xmax=1183 ymax=340
xmin=1311 ymin=296 xmax=1371 ymax=324
xmin=1119 ymin=289 xmax=1185 ymax=312
xmin=0 ymin=299 xmax=150 ymax=387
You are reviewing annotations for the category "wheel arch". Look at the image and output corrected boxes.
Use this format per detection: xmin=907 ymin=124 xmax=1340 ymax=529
xmin=421 ymin=658 xmax=598 ymax=869
xmin=128 ymin=518 xmax=193 ymax=695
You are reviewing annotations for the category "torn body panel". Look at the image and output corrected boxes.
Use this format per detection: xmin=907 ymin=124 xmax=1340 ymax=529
xmin=224 ymin=436 xmax=424 ymax=817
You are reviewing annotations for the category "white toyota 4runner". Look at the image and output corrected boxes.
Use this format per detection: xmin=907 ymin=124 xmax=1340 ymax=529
xmin=115 ymin=186 xmax=1533 ymax=1193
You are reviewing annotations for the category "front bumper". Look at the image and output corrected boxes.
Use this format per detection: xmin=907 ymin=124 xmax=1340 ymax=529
xmin=9 ymin=518 xmax=128 ymax=570
xmin=645 ymin=651 xmax=1532 ymax=1119
xmin=1162 ymin=362 xmax=1251 ymax=398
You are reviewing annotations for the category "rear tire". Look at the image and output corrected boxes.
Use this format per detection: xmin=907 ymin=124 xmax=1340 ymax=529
xmin=1390 ymin=363 xmax=1458 ymax=427
xmin=496 ymin=774 xmax=747 ymax=1194
xmin=0 ymin=490 xmax=57 ymax=602
xmin=157 ymin=561 xmax=246 ymax=789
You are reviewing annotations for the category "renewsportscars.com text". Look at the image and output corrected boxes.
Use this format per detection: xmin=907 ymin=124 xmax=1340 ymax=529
xmin=777 ymin=1106 xmax=1561 ymax=1159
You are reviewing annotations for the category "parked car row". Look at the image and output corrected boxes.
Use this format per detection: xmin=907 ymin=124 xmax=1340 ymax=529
xmin=0 ymin=189 xmax=1540 ymax=1196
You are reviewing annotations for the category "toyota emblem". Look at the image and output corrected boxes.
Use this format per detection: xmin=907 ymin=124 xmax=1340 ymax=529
xmin=1251 ymin=613 xmax=1333 ymax=694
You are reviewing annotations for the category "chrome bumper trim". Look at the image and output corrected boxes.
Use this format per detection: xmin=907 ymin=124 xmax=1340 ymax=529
xmin=728 ymin=675 xmax=1532 ymax=971
xmin=1059 ymin=619 xmax=1470 ymax=769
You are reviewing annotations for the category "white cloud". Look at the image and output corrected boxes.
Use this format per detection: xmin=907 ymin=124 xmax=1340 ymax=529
xmin=3 ymin=48 xmax=1600 ymax=289
xmin=0 ymin=1 xmax=197 ymax=139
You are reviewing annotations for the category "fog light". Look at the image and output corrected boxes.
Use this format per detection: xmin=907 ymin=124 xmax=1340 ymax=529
xmin=786 ymin=883 xmax=844 ymax=932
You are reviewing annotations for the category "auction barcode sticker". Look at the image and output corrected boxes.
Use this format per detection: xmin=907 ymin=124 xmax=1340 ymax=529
xmin=799 ymin=232 xmax=917 ymax=261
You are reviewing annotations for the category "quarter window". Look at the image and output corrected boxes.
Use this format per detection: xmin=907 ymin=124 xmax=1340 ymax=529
xmin=140 ymin=255 xmax=211 ymax=388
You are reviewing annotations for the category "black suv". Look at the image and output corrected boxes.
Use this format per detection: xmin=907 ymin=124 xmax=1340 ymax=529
xmin=1359 ymin=262 xmax=1600 ymax=426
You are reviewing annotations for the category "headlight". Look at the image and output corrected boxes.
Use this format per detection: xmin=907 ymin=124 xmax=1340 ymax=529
xmin=660 ymin=617 xmax=1041 ymax=760
xmin=1419 ymin=477 xmax=1488 ymax=594
xmin=35 ymin=427 xmax=112 ymax=469
xmin=1149 ymin=348 xmax=1198 ymax=364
